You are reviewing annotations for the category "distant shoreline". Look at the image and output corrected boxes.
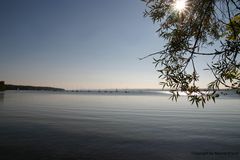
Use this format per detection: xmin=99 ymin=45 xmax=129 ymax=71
xmin=1 ymin=81 xmax=239 ymax=95
xmin=3 ymin=84 xmax=65 ymax=92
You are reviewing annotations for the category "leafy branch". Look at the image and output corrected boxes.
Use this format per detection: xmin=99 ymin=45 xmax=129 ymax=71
xmin=142 ymin=0 xmax=240 ymax=107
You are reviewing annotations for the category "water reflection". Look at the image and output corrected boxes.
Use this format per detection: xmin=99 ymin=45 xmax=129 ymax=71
xmin=0 ymin=91 xmax=239 ymax=160
xmin=0 ymin=92 xmax=4 ymax=104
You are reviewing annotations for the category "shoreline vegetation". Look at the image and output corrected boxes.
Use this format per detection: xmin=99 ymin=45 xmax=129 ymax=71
xmin=0 ymin=81 xmax=64 ymax=92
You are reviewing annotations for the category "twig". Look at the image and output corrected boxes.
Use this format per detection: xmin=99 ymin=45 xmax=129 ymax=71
xmin=139 ymin=50 xmax=165 ymax=60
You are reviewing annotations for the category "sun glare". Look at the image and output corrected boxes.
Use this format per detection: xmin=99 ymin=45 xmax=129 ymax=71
xmin=174 ymin=0 xmax=187 ymax=12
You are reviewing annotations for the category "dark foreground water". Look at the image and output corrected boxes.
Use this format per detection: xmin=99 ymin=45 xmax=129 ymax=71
xmin=0 ymin=91 xmax=239 ymax=160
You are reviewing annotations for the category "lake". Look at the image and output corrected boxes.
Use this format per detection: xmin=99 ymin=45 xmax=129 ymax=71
xmin=0 ymin=90 xmax=239 ymax=160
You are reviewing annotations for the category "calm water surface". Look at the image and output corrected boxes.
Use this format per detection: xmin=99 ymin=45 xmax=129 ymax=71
xmin=0 ymin=91 xmax=239 ymax=160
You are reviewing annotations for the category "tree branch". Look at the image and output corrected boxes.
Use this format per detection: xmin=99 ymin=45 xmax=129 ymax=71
xmin=139 ymin=50 xmax=165 ymax=60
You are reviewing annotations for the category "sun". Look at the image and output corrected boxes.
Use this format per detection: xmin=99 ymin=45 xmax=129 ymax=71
xmin=174 ymin=0 xmax=187 ymax=12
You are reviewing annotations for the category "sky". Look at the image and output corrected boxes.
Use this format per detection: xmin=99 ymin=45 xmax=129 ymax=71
xmin=0 ymin=0 xmax=215 ymax=89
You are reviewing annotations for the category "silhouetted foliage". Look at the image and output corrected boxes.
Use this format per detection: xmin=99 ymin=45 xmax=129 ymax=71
xmin=142 ymin=0 xmax=240 ymax=107
xmin=5 ymin=84 xmax=64 ymax=91
xmin=0 ymin=81 xmax=6 ymax=91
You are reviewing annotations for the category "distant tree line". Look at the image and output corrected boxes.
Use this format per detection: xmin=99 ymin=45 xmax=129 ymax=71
xmin=0 ymin=81 xmax=6 ymax=91
xmin=0 ymin=81 xmax=64 ymax=91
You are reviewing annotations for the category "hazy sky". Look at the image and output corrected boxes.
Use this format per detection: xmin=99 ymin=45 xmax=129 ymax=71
xmin=0 ymin=0 xmax=215 ymax=89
